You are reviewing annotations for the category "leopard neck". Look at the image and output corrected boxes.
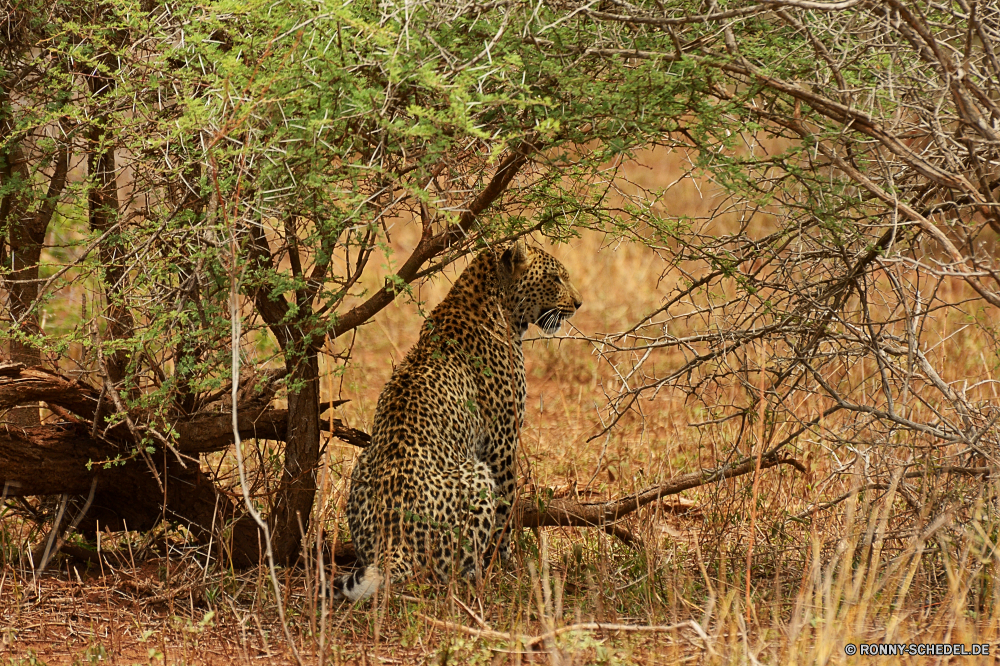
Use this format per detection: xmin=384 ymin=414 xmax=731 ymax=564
xmin=419 ymin=252 xmax=521 ymax=349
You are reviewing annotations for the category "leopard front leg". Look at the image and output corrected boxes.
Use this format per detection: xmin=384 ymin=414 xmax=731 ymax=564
xmin=482 ymin=352 xmax=526 ymax=564
xmin=486 ymin=437 xmax=518 ymax=563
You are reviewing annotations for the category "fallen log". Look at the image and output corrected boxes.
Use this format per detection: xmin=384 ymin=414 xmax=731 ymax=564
xmin=0 ymin=422 xmax=124 ymax=496
xmin=172 ymin=406 xmax=368 ymax=454
xmin=80 ymin=453 xmax=268 ymax=568
xmin=0 ymin=365 xmax=102 ymax=421
xmin=0 ymin=365 xmax=361 ymax=567
xmin=0 ymin=414 xmax=365 ymax=496
xmin=0 ymin=364 xmax=365 ymax=496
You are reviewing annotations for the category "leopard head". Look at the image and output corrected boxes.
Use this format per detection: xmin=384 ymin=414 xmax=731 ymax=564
xmin=500 ymin=240 xmax=583 ymax=337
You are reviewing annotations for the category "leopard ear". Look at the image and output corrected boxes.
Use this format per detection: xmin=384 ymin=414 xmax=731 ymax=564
xmin=500 ymin=239 xmax=532 ymax=281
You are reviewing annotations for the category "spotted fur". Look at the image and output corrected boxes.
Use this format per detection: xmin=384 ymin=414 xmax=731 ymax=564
xmin=333 ymin=241 xmax=582 ymax=601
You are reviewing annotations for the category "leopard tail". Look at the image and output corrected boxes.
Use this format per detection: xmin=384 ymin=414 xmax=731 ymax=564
xmin=332 ymin=565 xmax=382 ymax=601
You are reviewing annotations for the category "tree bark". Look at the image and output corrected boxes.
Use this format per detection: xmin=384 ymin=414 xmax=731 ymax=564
xmin=0 ymin=362 xmax=364 ymax=459
xmin=80 ymin=452 xmax=265 ymax=568
xmin=87 ymin=79 xmax=132 ymax=387
xmin=0 ymin=363 xmax=365 ymax=566
xmin=3 ymin=133 xmax=43 ymax=428
xmin=0 ymin=367 xmax=270 ymax=566
xmin=0 ymin=422 xmax=118 ymax=496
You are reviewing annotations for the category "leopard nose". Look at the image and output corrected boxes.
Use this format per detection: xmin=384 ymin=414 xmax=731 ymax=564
xmin=566 ymin=281 xmax=583 ymax=311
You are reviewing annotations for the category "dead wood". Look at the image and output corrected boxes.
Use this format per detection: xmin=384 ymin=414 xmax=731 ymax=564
xmin=516 ymin=455 xmax=806 ymax=533
xmin=0 ymin=365 xmax=366 ymax=451
xmin=0 ymin=412 xmax=364 ymax=496
xmin=0 ymin=366 xmax=102 ymax=421
xmin=0 ymin=365 xmax=364 ymax=497
xmin=172 ymin=407 xmax=367 ymax=454
xmin=0 ymin=361 xmax=25 ymax=377
xmin=0 ymin=423 xmax=119 ymax=495
xmin=80 ymin=453 xmax=268 ymax=568
xmin=0 ymin=365 xmax=363 ymax=567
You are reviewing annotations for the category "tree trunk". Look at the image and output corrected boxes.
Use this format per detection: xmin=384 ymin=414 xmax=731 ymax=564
xmin=268 ymin=351 xmax=321 ymax=564
xmin=0 ymin=90 xmax=68 ymax=426
xmin=87 ymin=84 xmax=131 ymax=387
xmin=0 ymin=400 xmax=270 ymax=565
xmin=1 ymin=136 xmax=43 ymax=428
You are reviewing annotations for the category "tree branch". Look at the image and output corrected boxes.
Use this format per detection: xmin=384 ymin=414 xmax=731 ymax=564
xmin=517 ymin=455 xmax=805 ymax=531
xmin=330 ymin=137 xmax=539 ymax=339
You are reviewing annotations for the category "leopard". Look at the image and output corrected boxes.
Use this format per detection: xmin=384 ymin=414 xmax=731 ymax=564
xmin=333 ymin=239 xmax=582 ymax=601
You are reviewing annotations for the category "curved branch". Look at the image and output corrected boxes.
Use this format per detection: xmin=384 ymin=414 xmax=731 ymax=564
xmin=516 ymin=455 xmax=805 ymax=530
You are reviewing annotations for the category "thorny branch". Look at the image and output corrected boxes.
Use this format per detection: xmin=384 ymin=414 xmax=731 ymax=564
xmin=518 ymin=0 xmax=1000 ymax=542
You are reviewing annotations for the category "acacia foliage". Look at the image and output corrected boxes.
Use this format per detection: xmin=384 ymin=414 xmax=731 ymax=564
xmin=552 ymin=0 xmax=1000 ymax=556
xmin=3 ymin=0 xmax=703 ymax=393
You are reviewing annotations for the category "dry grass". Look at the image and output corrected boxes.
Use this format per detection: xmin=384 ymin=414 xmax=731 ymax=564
xmin=4 ymin=148 xmax=1000 ymax=665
